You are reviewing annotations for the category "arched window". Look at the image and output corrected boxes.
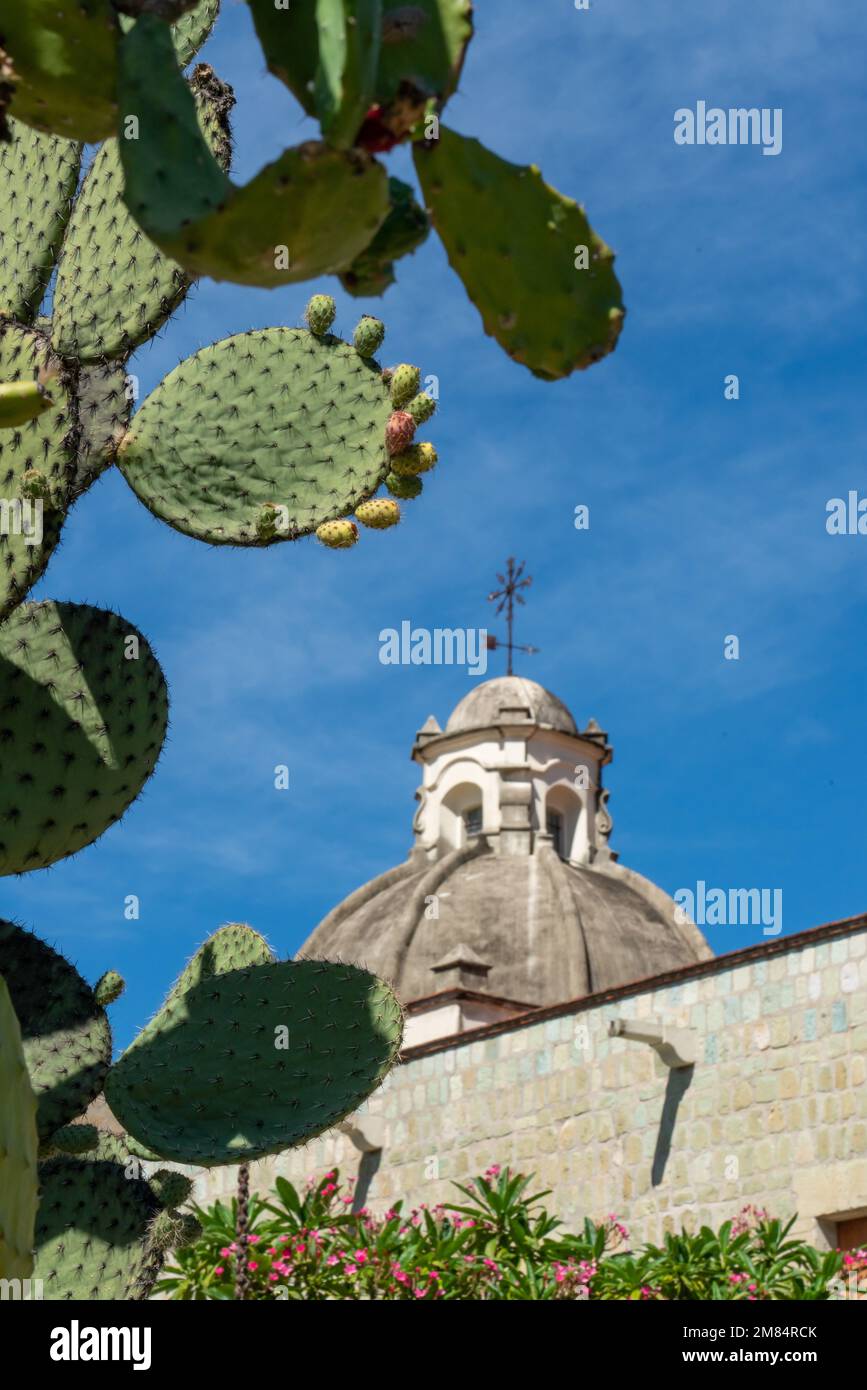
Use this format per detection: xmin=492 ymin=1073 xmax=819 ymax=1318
xmin=464 ymin=805 xmax=483 ymax=839
xmin=440 ymin=782 xmax=486 ymax=849
xmin=546 ymin=809 xmax=563 ymax=857
xmin=543 ymin=786 xmax=581 ymax=861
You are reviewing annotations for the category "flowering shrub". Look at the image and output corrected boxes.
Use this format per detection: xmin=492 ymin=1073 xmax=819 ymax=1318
xmin=156 ymin=1166 xmax=843 ymax=1301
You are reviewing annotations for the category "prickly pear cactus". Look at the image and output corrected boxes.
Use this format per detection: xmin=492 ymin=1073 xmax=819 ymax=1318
xmin=340 ymin=177 xmax=430 ymax=297
xmin=34 ymin=1133 xmax=199 ymax=1300
xmin=0 ymin=973 xmax=38 ymax=1281
xmin=0 ymin=601 xmax=168 ymax=874
xmin=0 ymin=921 xmax=113 ymax=1139
xmin=106 ymin=949 xmax=404 ymax=1166
xmin=117 ymin=301 xmax=439 ymax=544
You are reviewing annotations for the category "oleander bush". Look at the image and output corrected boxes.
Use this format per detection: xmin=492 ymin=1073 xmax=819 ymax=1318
xmin=156 ymin=1165 xmax=847 ymax=1301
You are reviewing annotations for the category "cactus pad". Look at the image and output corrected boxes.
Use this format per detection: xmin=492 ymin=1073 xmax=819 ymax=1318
xmin=51 ymin=65 xmax=234 ymax=363
xmin=363 ymin=0 xmax=473 ymax=145
xmin=0 ymin=324 xmax=75 ymax=621
xmin=34 ymin=1134 xmax=195 ymax=1300
xmin=0 ymin=973 xmax=38 ymax=1281
xmin=106 ymin=957 xmax=404 ymax=1165
xmin=0 ymin=121 xmax=81 ymax=324
xmin=3 ymin=0 xmax=120 ymax=143
xmin=414 ymin=127 xmax=625 ymax=380
xmin=119 ymin=16 xmax=388 ymax=287
xmin=0 ymin=600 xmax=168 ymax=874
xmin=0 ymin=921 xmax=111 ymax=1139
xmin=315 ymin=0 xmax=382 ymax=150
xmin=340 ymin=176 xmax=430 ymax=297
xmin=118 ymin=321 xmax=435 ymax=543
xmin=165 ymin=921 xmax=275 ymax=1007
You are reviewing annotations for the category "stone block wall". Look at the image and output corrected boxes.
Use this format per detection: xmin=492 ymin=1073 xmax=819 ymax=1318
xmin=196 ymin=918 xmax=867 ymax=1249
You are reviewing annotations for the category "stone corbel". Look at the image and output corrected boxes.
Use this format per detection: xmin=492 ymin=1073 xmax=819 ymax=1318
xmin=608 ymin=1018 xmax=697 ymax=1069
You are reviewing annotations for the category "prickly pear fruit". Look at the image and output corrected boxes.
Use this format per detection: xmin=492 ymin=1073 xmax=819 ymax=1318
xmin=356 ymin=498 xmax=400 ymax=529
xmin=315 ymin=519 xmax=359 ymax=549
xmin=390 ymin=363 xmax=421 ymax=407
xmin=94 ymin=971 xmax=125 ymax=1007
xmin=305 ymin=294 xmax=337 ymax=335
xmin=0 ymin=379 xmax=53 ymax=428
xmin=354 ymin=314 xmax=385 ymax=356
xmin=407 ymin=392 xmax=437 ymax=425
xmin=386 ymin=471 xmax=423 ymax=500
xmin=389 ymin=441 xmax=438 ymax=476
xmin=385 ymin=410 xmax=415 ymax=454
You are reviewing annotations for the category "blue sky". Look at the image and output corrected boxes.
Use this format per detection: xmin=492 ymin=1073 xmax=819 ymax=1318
xmin=5 ymin=0 xmax=867 ymax=1050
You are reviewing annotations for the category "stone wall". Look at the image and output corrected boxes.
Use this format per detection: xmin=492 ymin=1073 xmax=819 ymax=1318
xmin=196 ymin=916 xmax=867 ymax=1249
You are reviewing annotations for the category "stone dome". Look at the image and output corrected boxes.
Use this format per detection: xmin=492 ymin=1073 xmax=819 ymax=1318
xmin=299 ymin=676 xmax=712 ymax=1023
xmin=445 ymin=676 xmax=578 ymax=736
xmin=300 ymin=847 xmax=713 ymax=1010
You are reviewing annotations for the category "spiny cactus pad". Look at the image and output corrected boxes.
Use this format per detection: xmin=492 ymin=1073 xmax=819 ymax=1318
xmin=34 ymin=1134 xmax=195 ymax=1300
xmin=106 ymin=957 xmax=404 ymax=1165
xmin=118 ymin=322 xmax=434 ymax=543
xmin=0 ymin=324 xmax=75 ymax=621
xmin=414 ymin=127 xmax=625 ymax=380
xmin=165 ymin=921 xmax=275 ymax=1007
xmin=0 ymin=972 xmax=38 ymax=1281
xmin=340 ymin=176 xmax=430 ymax=297
xmin=0 ymin=600 xmax=168 ymax=874
xmin=0 ymin=921 xmax=111 ymax=1139
xmin=118 ymin=0 xmax=221 ymax=69
xmin=119 ymin=16 xmax=388 ymax=287
xmin=3 ymin=0 xmax=120 ymax=143
xmin=315 ymin=0 xmax=382 ymax=150
xmin=50 ymin=64 xmax=234 ymax=363
xmin=375 ymin=0 xmax=473 ymax=111
xmin=0 ymin=122 xmax=81 ymax=324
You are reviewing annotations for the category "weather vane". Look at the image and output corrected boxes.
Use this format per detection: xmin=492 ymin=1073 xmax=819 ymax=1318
xmin=486 ymin=557 xmax=540 ymax=676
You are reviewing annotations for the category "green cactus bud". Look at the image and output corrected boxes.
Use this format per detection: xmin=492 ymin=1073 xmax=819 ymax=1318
xmin=0 ymin=973 xmax=38 ymax=1281
xmin=0 ymin=378 xmax=53 ymax=429
xmin=94 ymin=971 xmax=126 ymax=1007
xmin=385 ymin=471 xmax=423 ymax=500
xmin=316 ymin=519 xmax=360 ymax=549
xmin=149 ymin=1169 xmax=194 ymax=1210
xmin=407 ymin=391 xmax=437 ymax=425
xmin=354 ymin=315 xmax=386 ymax=357
xmin=356 ymin=498 xmax=401 ymax=529
xmin=389 ymin=441 xmax=438 ymax=476
xmin=390 ymin=363 xmax=421 ymax=407
xmin=305 ymin=294 xmax=337 ymax=335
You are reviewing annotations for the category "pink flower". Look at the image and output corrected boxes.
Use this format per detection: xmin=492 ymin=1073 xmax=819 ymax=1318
xmin=484 ymin=1164 xmax=501 ymax=1180
xmin=269 ymin=1273 xmax=279 ymax=1282
xmin=213 ymin=1266 xmax=225 ymax=1276
xmin=483 ymin=1258 xmax=498 ymax=1271
xmin=248 ymin=1235 xmax=260 ymax=1245
xmin=247 ymin=1261 xmax=258 ymax=1271
xmin=414 ymin=1288 xmax=426 ymax=1299
xmin=354 ymin=1250 xmax=368 ymax=1264
xmin=322 ymin=1183 xmax=337 ymax=1195
xmin=344 ymin=1263 xmax=357 ymax=1275
xmin=326 ymin=1255 xmax=340 ymax=1267
xmin=219 ymin=1246 xmax=234 ymax=1257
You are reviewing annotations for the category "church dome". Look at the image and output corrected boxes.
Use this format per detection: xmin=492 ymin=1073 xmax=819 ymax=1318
xmin=299 ymin=677 xmax=712 ymax=1026
xmin=445 ymin=676 xmax=578 ymax=736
